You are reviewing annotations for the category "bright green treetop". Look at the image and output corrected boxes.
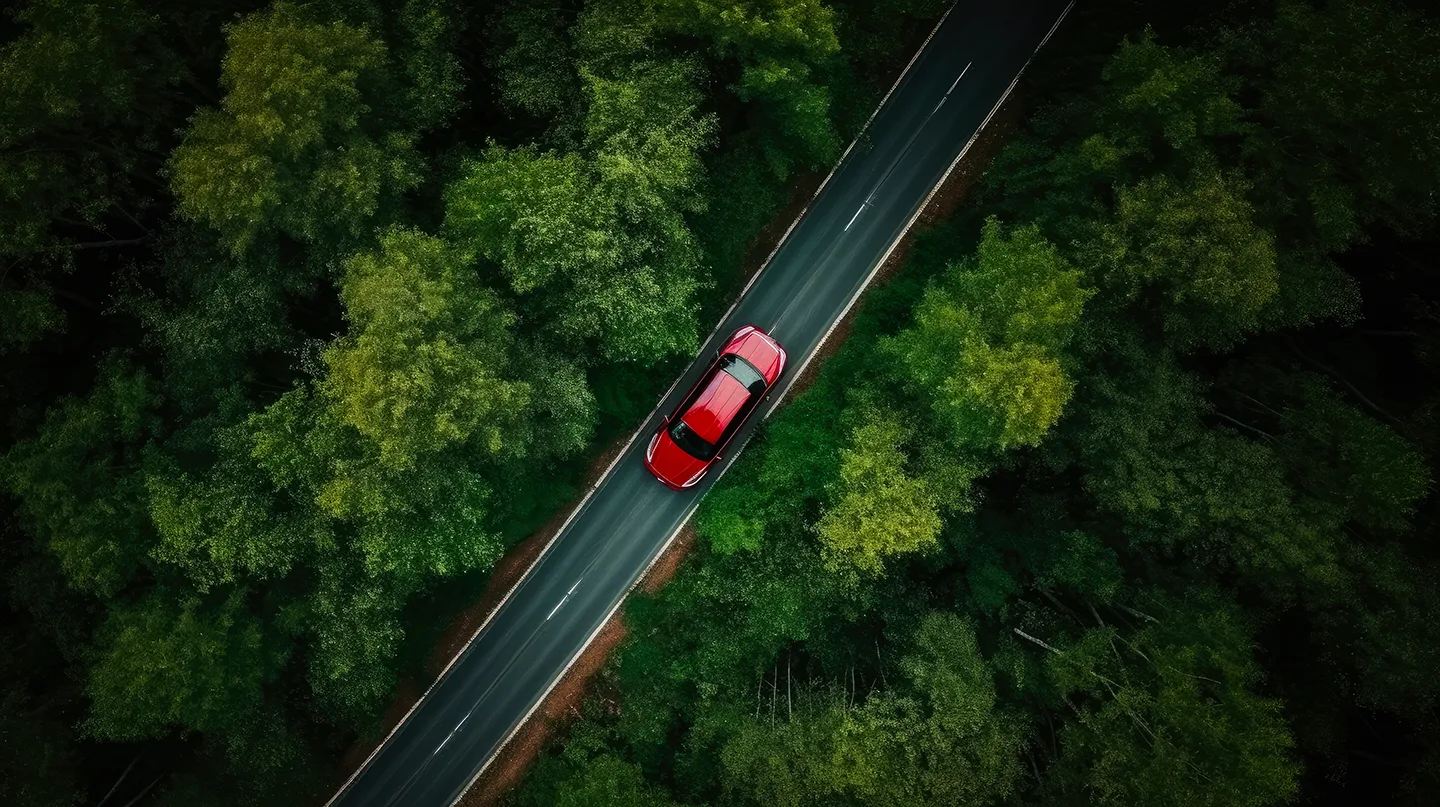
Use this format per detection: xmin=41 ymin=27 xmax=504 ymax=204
xmin=888 ymin=218 xmax=1089 ymax=451
xmin=816 ymin=408 xmax=941 ymax=574
xmin=169 ymin=3 xmax=420 ymax=254
xmin=322 ymin=227 xmax=531 ymax=468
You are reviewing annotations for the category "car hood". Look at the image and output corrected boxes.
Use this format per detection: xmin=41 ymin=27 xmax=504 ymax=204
xmin=647 ymin=429 xmax=710 ymax=488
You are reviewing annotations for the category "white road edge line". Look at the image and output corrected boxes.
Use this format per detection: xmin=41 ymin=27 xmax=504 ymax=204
xmin=763 ymin=3 xmax=1073 ymax=431
xmin=444 ymin=3 xmax=1075 ymax=806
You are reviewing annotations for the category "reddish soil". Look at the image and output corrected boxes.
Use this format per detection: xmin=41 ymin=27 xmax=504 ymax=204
xmin=457 ymin=617 xmax=630 ymax=807
xmin=457 ymin=524 xmax=699 ymax=807
xmin=339 ymin=678 xmax=417 ymax=774
xmin=641 ymin=524 xmax=697 ymax=595
xmin=425 ymin=436 xmax=632 ymax=679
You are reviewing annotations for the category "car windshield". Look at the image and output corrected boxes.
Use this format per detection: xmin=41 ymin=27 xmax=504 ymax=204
xmin=668 ymin=419 xmax=717 ymax=461
xmin=721 ymin=354 xmax=767 ymax=392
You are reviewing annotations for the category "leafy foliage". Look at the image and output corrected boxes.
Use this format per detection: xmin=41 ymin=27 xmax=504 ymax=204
xmin=511 ymin=4 xmax=1440 ymax=807
xmin=5 ymin=0 xmax=1440 ymax=805
xmin=86 ymin=590 xmax=277 ymax=741
xmin=1044 ymin=592 xmax=1299 ymax=807
xmin=169 ymin=2 xmax=421 ymax=254
xmin=815 ymin=408 xmax=941 ymax=573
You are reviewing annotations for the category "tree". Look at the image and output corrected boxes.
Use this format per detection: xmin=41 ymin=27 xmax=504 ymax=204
xmin=388 ymin=0 xmax=465 ymax=132
xmin=981 ymin=29 xmax=1244 ymax=244
xmin=2 ymin=359 xmax=158 ymax=595
xmin=721 ymin=613 xmax=1024 ymax=807
xmin=322 ymin=227 xmax=531 ymax=469
xmin=123 ymin=225 xmax=317 ymax=412
xmin=886 ymin=217 xmax=1090 ymax=451
xmin=1269 ymin=374 xmax=1430 ymax=533
xmin=145 ymin=423 xmax=332 ymax=591
xmin=489 ymin=0 xmax=585 ymax=135
xmin=300 ymin=555 xmax=406 ymax=722
xmin=1066 ymin=350 xmax=1346 ymax=595
xmin=0 ymin=0 xmax=186 ymax=349
xmin=815 ymin=408 xmax=941 ymax=574
xmin=230 ymin=223 xmax=588 ymax=586
xmin=1094 ymin=28 xmax=1243 ymax=163
xmin=736 ymin=58 xmax=842 ymax=176
xmin=169 ymin=3 xmax=420 ymax=254
xmin=86 ymin=589 xmax=278 ymax=741
xmin=552 ymin=755 xmax=682 ymax=807
xmin=1232 ymin=0 xmax=1440 ymax=241
xmin=1042 ymin=590 xmax=1299 ymax=807
xmin=647 ymin=0 xmax=843 ymax=173
xmin=1310 ymin=543 xmax=1440 ymax=713
xmin=445 ymin=55 xmax=714 ymax=362
xmin=646 ymin=0 xmax=839 ymax=63
xmin=246 ymin=385 xmax=505 ymax=584
xmin=1084 ymin=167 xmax=1278 ymax=349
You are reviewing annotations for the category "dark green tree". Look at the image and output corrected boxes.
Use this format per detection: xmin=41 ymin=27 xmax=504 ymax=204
xmin=85 ymin=589 xmax=279 ymax=741
xmin=1041 ymin=591 xmax=1299 ymax=807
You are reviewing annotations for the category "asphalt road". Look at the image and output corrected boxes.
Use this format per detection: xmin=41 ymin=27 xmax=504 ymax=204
xmin=329 ymin=3 xmax=1072 ymax=804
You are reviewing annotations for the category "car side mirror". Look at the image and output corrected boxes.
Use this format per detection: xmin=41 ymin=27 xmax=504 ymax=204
xmin=660 ymin=413 xmax=669 ymax=425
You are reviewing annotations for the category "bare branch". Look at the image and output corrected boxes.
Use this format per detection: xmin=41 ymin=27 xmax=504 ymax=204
xmin=1214 ymin=411 xmax=1276 ymax=441
xmin=1014 ymin=627 xmax=1062 ymax=654
xmin=1115 ymin=603 xmax=1159 ymax=624
xmin=94 ymin=753 xmax=142 ymax=807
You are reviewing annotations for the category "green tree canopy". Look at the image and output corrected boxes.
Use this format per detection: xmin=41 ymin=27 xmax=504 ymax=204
xmin=1085 ymin=168 xmax=1278 ymax=349
xmin=1233 ymin=0 xmax=1440 ymax=241
xmin=887 ymin=217 xmax=1089 ymax=451
xmin=86 ymin=589 xmax=279 ymax=741
xmin=1043 ymin=591 xmax=1299 ymax=807
xmin=3 ymin=360 xmax=158 ymax=595
xmin=446 ymin=54 xmax=714 ymax=362
xmin=322 ymin=227 xmax=531 ymax=468
xmin=721 ymin=613 xmax=1024 ymax=807
xmin=169 ymin=2 xmax=420 ymax=254
xmin=815 ymin=408 xmax=941 ymax=574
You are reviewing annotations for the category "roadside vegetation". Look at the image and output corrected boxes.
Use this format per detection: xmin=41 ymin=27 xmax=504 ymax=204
xmin=0 ymin=0 xmax=947 ymax=804
xmin=508 ymin=1 xmax=1440 ymax=806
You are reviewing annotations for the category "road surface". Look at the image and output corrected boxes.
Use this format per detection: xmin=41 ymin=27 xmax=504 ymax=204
xmin=329 ymin=2 xmax=1072 ymax=804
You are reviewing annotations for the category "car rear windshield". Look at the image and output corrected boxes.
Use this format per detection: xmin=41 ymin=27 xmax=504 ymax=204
xmin=669 ymin=420 xmax=716 ymax=461
xmin=721 ymin=354 xmax=767 ymax=392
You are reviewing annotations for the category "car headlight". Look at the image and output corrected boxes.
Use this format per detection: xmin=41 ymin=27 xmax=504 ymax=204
xmin=646 ymin=432 xmax=660 ymax=461
xmin=682 ymin=466 xmax=707 ymax=487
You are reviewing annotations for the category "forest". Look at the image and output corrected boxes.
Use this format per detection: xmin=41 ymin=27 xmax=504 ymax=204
xmin=1 ymin=0 xmax=1438 ymax=805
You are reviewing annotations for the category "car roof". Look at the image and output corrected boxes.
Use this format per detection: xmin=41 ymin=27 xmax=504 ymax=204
xmin=681 ymin=370 xmax=752 ymax=443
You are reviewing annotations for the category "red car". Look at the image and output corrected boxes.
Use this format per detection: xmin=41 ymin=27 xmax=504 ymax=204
xmin=644 ymin=325 xmax=787 ymax=490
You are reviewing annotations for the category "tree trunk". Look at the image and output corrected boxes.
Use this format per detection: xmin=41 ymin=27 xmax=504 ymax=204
xmin=786 ymin=652 xmax=792 ymax=720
